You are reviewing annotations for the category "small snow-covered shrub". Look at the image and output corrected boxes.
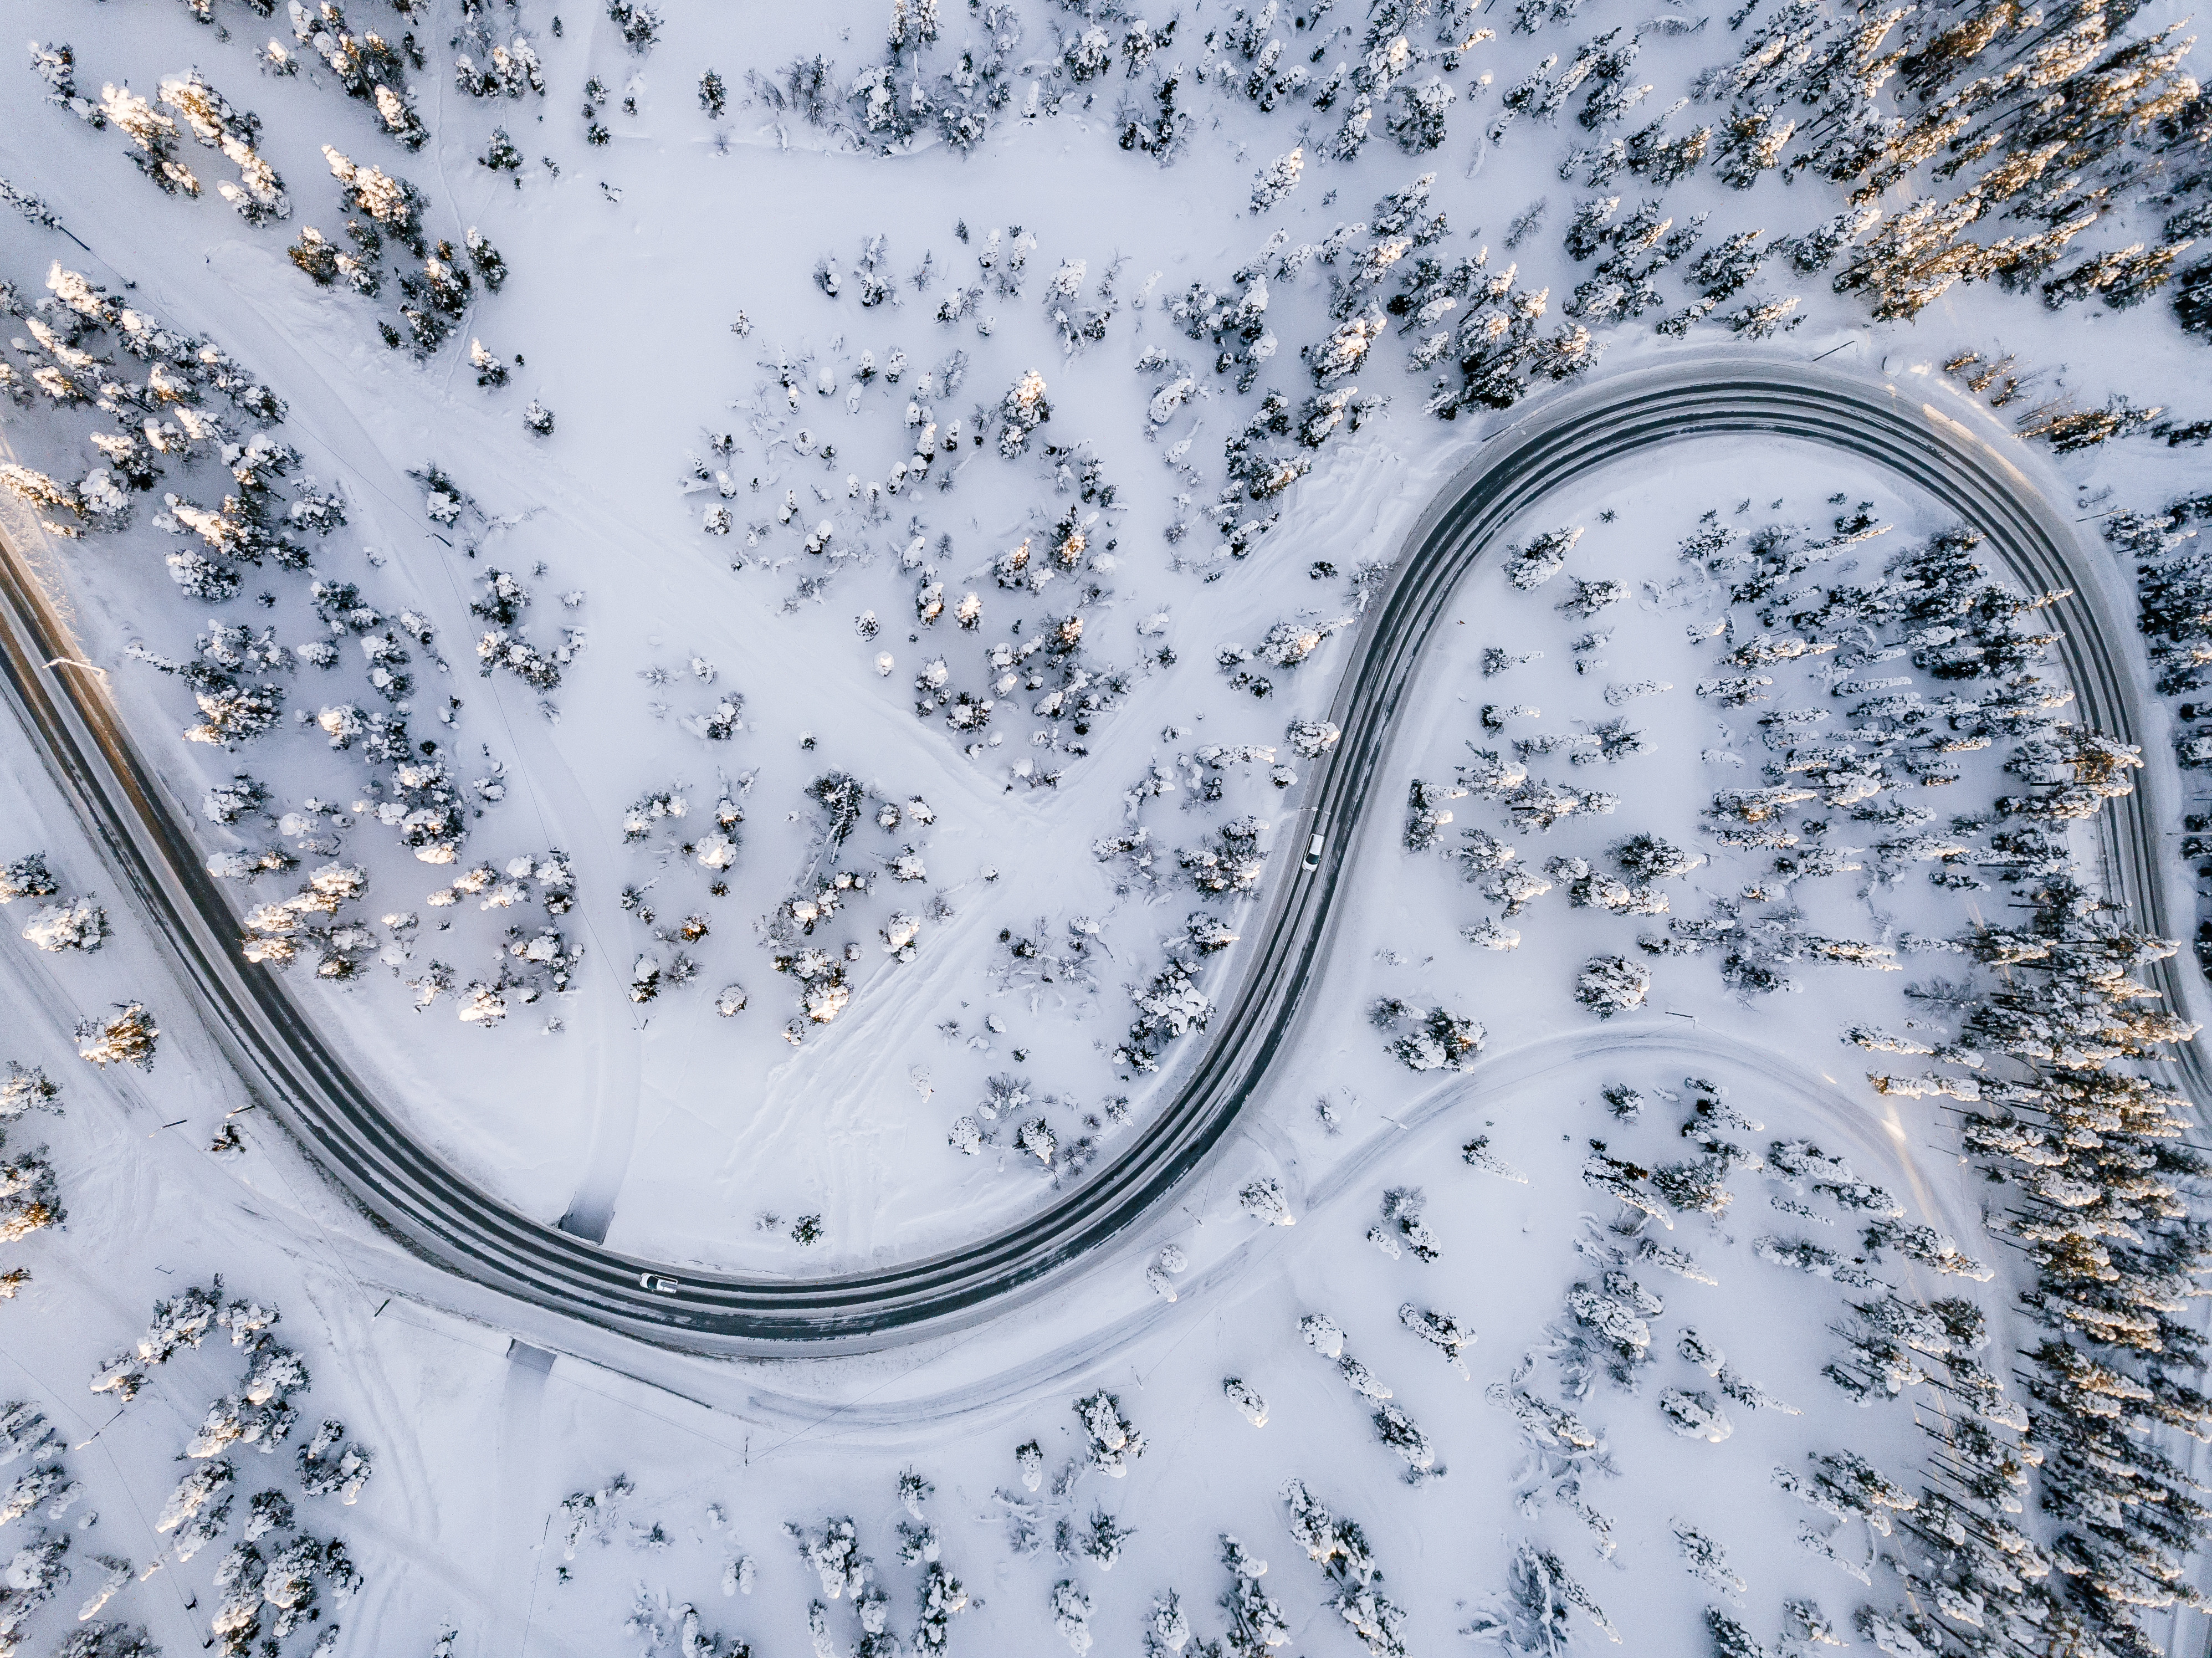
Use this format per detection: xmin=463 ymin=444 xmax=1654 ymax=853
xmin=1556 ymin=577 xmax=1627 ymax=618
xmin=1000 ymin=369 xmax=1052 ymax=457
xmin=1285 ymin=718 xmax=1341 ymax=759
xmin=1250 ymin=146 xmax=1304 ymax=213
xmin=1238 ymin=1178 xmax=1294 ymax=1226
xmin=1399 ymin=1303 xmax=1476 ymax=1375
xmin=77 ymin=1002 xmax=159 ymax=1069
xmin=0 ymin=855 xmax=60 ymax=904
xmin=1503 ymin=525 xmax=1581 ymax=589
xmin=1611 ymin=833 xmax=1703 ymax=882
xmin=1373 ymin=1401 xmax=1436 ymax=1473
xmin=202 ymin=775 xmax=271 ymax=825
xmin=1223 ymin=1378 xmax=1268 ymax=1425
xmin=1117 ymin=958 xmax=1211 ymax=1073
xmin=1179 ymin=817 xmax=1266 ymax=894
xmin=1073 ymin=1390 xmax=1144 ymax=1475
xmin=1381 ymin=1005 xmax=1484 ymax=1071
xmin=1051 ymin=1579 xmax=1093 ymax=1654
xmin=0 ymin=1064 xmax=59 ymax=1122
xmin=1656 ymin=1388 xmax=1733 ymax=1442
xmin=1386 ymin=76 xmax=1456 ymax=151
xmin=1575 ymin=954 xmax=1650 ymax=1017
xmin=606 ymin=0 xmax=662 ymax=52
xmin=1404 ymin=777 xmax=1467 ymax=850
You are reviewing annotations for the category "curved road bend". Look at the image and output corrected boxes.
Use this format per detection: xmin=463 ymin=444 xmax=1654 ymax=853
xmin=0 ymin=351 xmax=2197 ymax=1353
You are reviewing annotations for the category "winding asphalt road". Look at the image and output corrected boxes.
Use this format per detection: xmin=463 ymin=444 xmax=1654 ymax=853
xmin=1 ymin=351 xmax=2197 ymax=1353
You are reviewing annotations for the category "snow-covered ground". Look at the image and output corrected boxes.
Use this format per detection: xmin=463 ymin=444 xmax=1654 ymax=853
xmin=3 ymin=0 xmax=2211 ymax=1651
